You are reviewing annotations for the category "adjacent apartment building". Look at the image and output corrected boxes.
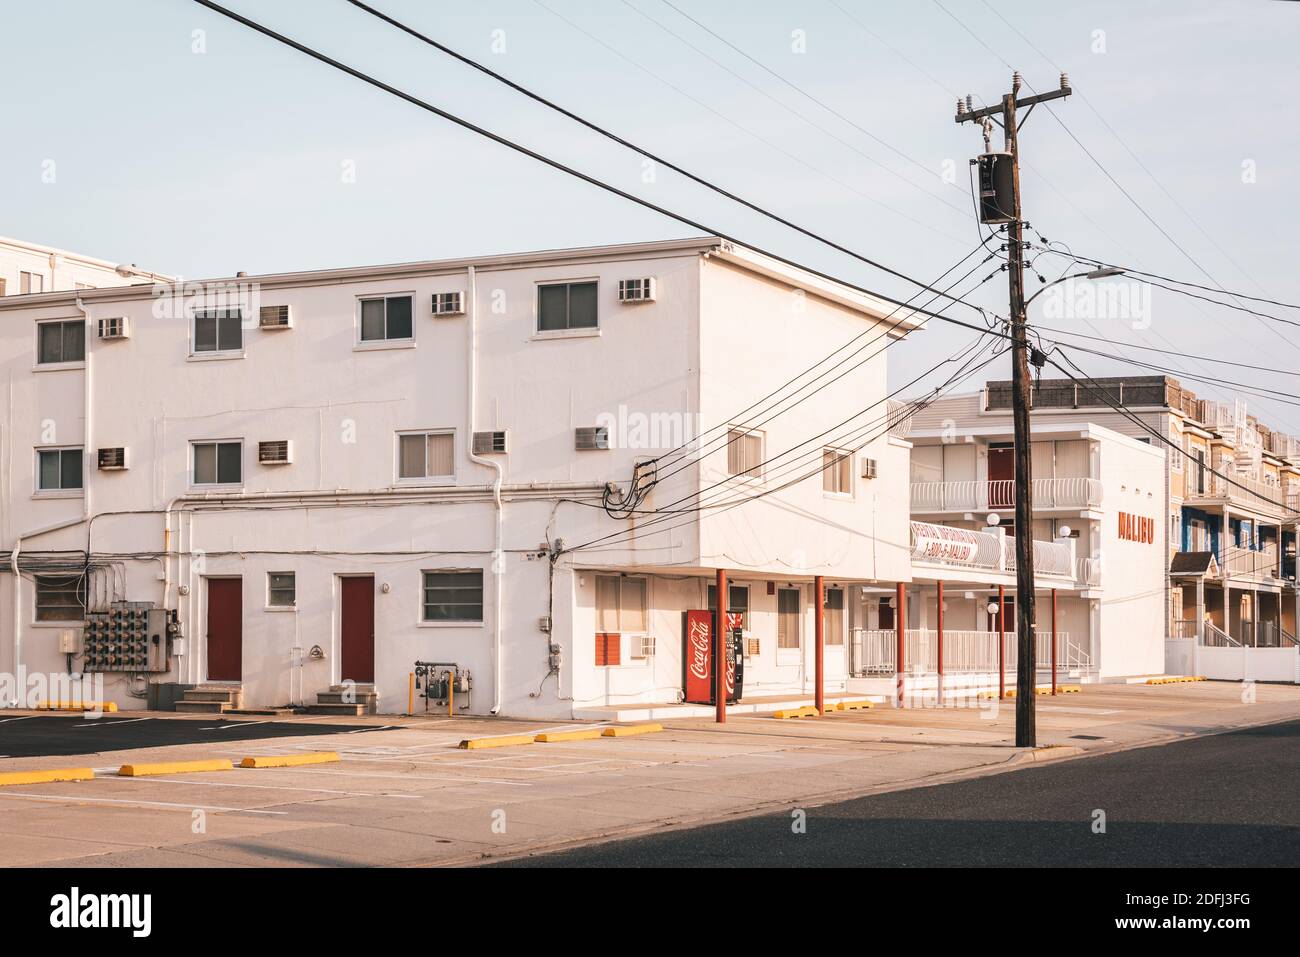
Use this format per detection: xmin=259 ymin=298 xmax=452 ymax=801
xmin=1 ymin=235 xmax=170 ymax=298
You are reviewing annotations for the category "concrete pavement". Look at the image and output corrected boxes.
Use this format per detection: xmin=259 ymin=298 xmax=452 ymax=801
xmin=0 ymin=680 xmax=1295 ymax=867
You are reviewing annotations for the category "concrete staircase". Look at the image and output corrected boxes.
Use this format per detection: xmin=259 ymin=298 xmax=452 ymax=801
xmin=309 ymin=684 xmax=379 ymax=716
xmin=174 ymin=684 xmax=244 ymax=714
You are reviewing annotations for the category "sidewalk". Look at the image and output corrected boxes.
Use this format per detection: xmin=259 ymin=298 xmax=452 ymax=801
xmin=0 ymin=680 xmax=1295 ymax=867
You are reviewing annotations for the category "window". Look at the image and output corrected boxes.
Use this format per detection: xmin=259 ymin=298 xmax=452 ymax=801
xmin=726 ymin=428 xmax=763 ymax=479
xmin=35 ymin=575 xmax=85 ymax=622
xmin=398 ymin=431 xmax=454 ymax=480
xmin=267 ymin=572 xmax=296 ymax=608
xmin=360 ymin=295 xmax=413 ymax=342
xmin=537 ymin=281 xmax=597 ymax=332
xmin=777 ymin=588 xmax=800 ymax=649
xmin=0 ymin=278 xmax=6 ymax=295
xmin=193 ymin=440 xmax=242 ymax=485
xmin=595 ymin=575 xmax=648 ymax=666
xmin=38 ymin=320 xmax=85 ymax=364
xmin=20 ymin=271 xmax=44 ymax=295
xmin=822 ymin=448 xmax=851 ymax=494
xmin=707 ymin=583 xmax=750 ymax=630
xmin=193 ymin=308 xmax=243 ymax=353
xmin=823 ymin=586 xmax=845 ymax=646
xmin=422 ymin=570 xmax=483 ymax=622
xmin=37 ymin=448 xmax=83 ymax=491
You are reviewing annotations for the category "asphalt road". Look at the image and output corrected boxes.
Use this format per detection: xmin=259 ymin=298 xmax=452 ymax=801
xmin=498 ymin=719 xmax=1300 ymax=867
xmin=0 ymin=714 xmax=403 ymax=757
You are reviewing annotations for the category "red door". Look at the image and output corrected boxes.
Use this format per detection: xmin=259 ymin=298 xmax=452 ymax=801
xmin=988 ymin=446 xmax=1015 ymax=509
xmin=341 ymin=576 xmax=375 ymax=683
xmin=206 ymin=578 xmax=243 ymax=681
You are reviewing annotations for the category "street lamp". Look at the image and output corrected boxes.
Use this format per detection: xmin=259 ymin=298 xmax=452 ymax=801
xmin=1024 ymin=266 xmax=1126 ymax=310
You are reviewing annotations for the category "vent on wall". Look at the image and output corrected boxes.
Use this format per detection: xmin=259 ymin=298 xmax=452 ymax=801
xmin=574 ymin=426 xmax=611 ymax=451
xmin=97 ymin=317 xmax=129 ymax=340
xmin=258 ymin=440 xmax=293 ymax=464
xmin=617 ymin=277 xmax=656 ymax=303
xmin=259 ymin=305 xmax=292 ymax=329
xmin=432 ymin=292 xmax=464 ymax=316
xmin=97 ymin=447 xmax=128 ymax=470
xmin=472 ymin=430 xmax=509 ymax=454
xmin=861 ymin=457 xmax=878 ymax=479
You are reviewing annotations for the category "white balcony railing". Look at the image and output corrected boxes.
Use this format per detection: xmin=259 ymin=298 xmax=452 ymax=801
xmin=910 ymin=477 xmax=1103 ymax=512
xmin=1003 ymin=537 xmax=1075 ymax=578
xmin=849 ymin=628 xmax=1089 ymax=677
xmin=1187 ymin=472 xmax=1300 ymax=516
xmin=1219 ymin=544 xmax=1280 ymax=581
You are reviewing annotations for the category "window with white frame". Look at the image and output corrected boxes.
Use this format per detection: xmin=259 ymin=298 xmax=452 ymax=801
xmin=726 ymin=428 xmax=763 ymax=480
xmin=823 ymin=586 xmax=845 ymax=646
xmin=537 ymin=281 xmax=598 ymax=332
xmin=398 ymin=431 xmax=454 ymax=481
xmin=20 ymin=271 xmax=44 ymax=295
xmin=37 ymin=320 xmax=85 ymax=364
xmin=595 ymin=575 xmax=648 ymax=666
xmin=267 ymin=572 xmax=296 ymax=608
xmin=35 ymin=574 xmax=85 ymax=622
xmin=192 ymin=440 xmax=242 ymax=485
xmin=360 ymin=295 xmax=414 ymax=342
xmin=37 ymin=448 xmax=83 ymax=491
xmin=777 ymin=587 xmax=800 ymax=650
xmin=193 ymin=308 xmax=243 ymax=354
xmin=822 ymin=448 xmax=852 ymax=494
xmin=422 ymin=570 xmax=483 ymax=622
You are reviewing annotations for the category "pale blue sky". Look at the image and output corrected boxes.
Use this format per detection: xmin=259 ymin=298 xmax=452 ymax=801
xmin=3 ymin=1 xmax=1297 ymax=426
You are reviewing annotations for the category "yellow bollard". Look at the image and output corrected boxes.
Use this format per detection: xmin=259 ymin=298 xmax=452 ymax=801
xmin=408 ymin=672 xmax=415 ymax=715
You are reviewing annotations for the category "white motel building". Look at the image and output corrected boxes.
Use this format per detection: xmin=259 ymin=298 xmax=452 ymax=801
xmin=0 ymin=236 xmax=1176 ymax=718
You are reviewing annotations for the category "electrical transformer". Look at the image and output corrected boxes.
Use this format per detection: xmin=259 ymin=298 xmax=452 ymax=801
xmin=82 ymin=602 xmax=178 ymax=673
xmin=975 ymin=151 xmax=1016 ymax=224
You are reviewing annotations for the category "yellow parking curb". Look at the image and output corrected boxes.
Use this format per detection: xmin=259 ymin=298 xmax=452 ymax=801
xmin=601 ymin=723 xmax=662 ymax=737
xmin=0 ymin=767 xmax=95 ymax=787
xmin=36 ymin=701 xmax=118 ymax=713
xmin=238 ymin=752 xmax=339 ymax=769
xmin=837 ymin=699 xmax=875 ymax=711
xmin=534 ymin=729 xmax=603 ymax=743
xmin=774 ymin=706 xmax=819 ymax=719
xmin=459 ymin=734 xmax=535 ymax=750
xmin=1147 ymin=675 xmax=1207 ymax=685
xmin=118 ymin=759 xmax=233 ymax=777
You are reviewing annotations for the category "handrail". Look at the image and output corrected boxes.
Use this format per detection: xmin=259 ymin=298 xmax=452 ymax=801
xmin=910 ymin=476 xmax=1103 ymax=511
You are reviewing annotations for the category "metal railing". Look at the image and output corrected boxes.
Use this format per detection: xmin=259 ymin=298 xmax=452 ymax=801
xmin=909 ymin=521 xmax=1003 ymax=570
xmin=1004 ymin=537 xmax=1075 ymax=578
xmin=1187 ymin=472 xmax=1300 ymax=516
xmin=909 ymin=476 xmax=1103 ymax=512
xmin=849 ymin=628 xmax=1088 ymax=677
xmin=1202 ymin=622 xmax=1240 ymax=648
xmin=1169 ymin=619 xmax=1198 ymax=639
xmin=1077 ymin=556 xmax=1102 ymax=586
xmin=1220 ymin=544 xmax=1280 ymax=580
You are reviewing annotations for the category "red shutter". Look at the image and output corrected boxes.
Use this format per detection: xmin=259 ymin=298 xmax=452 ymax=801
xmin=595 ymin=632 xmax=621 ymax=667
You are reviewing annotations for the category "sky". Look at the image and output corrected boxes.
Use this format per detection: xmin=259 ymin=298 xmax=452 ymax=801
xmin=3 ymin=0 xmax=1298 ymax=430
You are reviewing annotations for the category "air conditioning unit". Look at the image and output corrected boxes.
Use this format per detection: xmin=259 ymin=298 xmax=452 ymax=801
xmin=472 ymin=430 xmax=509 ymax=454
xmin=97 ymin=447 xmax=128 ymax=470
xmin=97 ymin=316 xmax=129 ymax=340
xmin=861 ymin=457 xmax=878 ymax=479
xmin=630 ymin=633 xmax=656 ymax=659
xmin=258 ymin=304 xmax=292 ymax=329
xmin=617 ymin=277 xmax=656 ymax=303
xmin=432 ymin=292 xmax=464 ymax=316
xmin=574 ymin=426 xmax=610 ymax=451
xmin=258 ymin=440 xmax=293 ymax=465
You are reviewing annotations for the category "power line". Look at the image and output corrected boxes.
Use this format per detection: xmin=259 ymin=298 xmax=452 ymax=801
xmin=1029 ymin=324 xmax=1300 ymax=378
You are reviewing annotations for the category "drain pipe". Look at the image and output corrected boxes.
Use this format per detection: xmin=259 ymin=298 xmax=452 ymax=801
xmin=465 ymin=265 xmax=505 ymax=714
xmin=9 ymin=298 xmax=93 ymax=703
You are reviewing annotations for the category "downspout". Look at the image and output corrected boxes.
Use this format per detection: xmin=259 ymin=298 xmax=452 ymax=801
xmin=10 ymin=298 xmax=93 ymax=703
xmin=465 ymin=265 xmax=506 ymax=714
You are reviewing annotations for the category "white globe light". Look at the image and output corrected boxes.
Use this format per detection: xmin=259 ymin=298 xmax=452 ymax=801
xmin=1059 ymin=525 xmax=1072 ymax=537
xmin=986 ymin=602 xmax=999 ymax=615
xmin=986 ymin=513 xmax=1001 ymax=526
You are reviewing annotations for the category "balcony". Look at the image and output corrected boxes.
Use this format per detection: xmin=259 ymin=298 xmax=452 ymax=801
xmin=909 ymin=521 xmax=1077 ymax=581
xmin=910 ymin=477 xmax=1103 ymax=512
xmin=1185 ymin=472 xmax=1300 ymax=517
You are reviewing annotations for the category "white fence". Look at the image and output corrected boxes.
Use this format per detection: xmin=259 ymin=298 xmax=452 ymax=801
xmin=910 ymin=477 xmax=1103 ymax=512
xmin=850 ymin=628 xmax=1089 ymax=677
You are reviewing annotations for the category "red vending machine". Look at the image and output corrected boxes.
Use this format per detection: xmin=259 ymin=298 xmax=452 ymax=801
xmin=682 ymin=609 xmax=743 ymax=705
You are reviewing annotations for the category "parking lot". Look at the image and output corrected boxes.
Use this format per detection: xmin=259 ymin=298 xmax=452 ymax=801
xmin=1 ymin=681 xmax=1298 ymax=867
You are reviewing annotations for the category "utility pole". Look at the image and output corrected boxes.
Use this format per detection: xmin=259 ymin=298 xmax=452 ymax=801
xmin=956 ymin=72 xmax=1071 ymax=748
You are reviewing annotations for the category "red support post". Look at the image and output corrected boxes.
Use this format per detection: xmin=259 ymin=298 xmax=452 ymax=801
xmin=895 ymin=582 xmax=907 ymax=708
xmin=1051 ymin=588 xmax=1058 ymax=695
xmin=998 ymin=584 xmax=1006 ymax=701
xmin=936 ymin=581 xmax=944 ymax=707
xmin=814 ymin=576 xmax=825 ymax=715
xmin=715 ymin=568 xmax=727 ymax=724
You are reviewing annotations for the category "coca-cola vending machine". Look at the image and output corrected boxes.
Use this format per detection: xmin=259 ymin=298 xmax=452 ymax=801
xmin=682 ymin=609 xmax=744 ymax=705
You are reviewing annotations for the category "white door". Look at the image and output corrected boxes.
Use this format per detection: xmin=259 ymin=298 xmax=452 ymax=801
xmin=823 ymin=586 xmax=847 ymax=680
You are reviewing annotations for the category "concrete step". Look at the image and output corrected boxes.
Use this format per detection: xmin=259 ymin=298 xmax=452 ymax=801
xmin=315 ymin=691 xmax=378 ymax=705
xmin=174 ymin=700 xmax=231 ymax=714
xmin=307 ymin=702 xmax=369 ymax=716
xmin=225 ymin=708 xmax=298 ymax=717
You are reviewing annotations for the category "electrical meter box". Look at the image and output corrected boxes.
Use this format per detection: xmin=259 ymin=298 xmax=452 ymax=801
xmin=82 ymin=602 xmax=179 ymax=673
xmin=976 ymin=151 xmax=1016 ymax=224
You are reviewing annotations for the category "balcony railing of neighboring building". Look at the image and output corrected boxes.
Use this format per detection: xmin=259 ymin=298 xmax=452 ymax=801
xmin=1169 ymin=618 xmax=1198 ymax=639
xmin=885 ymin=398 xmax=913 ymax=439
xmin=910 ymin=476 xmax=1104 ymax=512
xmin=1219 ymin=544 xmax=1282 ymax=582
xmin=1185 ymin=471 xmax=1300 ymax=516
xmin=848 ymin=628 xmax=1090 ymax=677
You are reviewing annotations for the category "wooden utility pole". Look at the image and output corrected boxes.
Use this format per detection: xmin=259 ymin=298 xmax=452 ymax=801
xmin=956 ymin=72 xmax=1072 ymax=748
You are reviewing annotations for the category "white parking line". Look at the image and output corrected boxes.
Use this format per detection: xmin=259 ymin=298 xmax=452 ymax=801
xmin=74 ymin=717 xmax=150 ymax=730
xmin=294 ymin=768 xmax=533 ymax=787
xmin=0 ymin=715 xmax=38 ymax=725
xmin=199 ymin=720 xmax=273 ymax=732
xmin=0 ymin=792 xmax=287 ymax=814
xmin=95 ymin=774 xmax=420 ymax=799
